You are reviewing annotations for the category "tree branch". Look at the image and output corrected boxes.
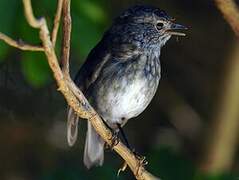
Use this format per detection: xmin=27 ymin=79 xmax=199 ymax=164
xmin=0 ymin=32 xmax=44 ymax=51
xmin=61 ymin=0 xmax=71 ymax=76
xmin=200 ymin=0 xmax=239 ymax=173
xmin=0 ymin=0 xmax=160 ymax=179
xmin=215 ymin=0 xmax=239 ymax=37
xmin=51 ymin=0 xmax=63 ymax=47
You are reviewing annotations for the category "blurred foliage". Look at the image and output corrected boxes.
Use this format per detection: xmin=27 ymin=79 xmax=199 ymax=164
xmin=37 ymin=147 xmax=238 ymax=180
xmin=0 ymin=0 xmax=108 ymax=87
xmin=148 ymin=148 xmax=238 ymax=180
xmin=148 ymin=147 xmax=195 ymax=180
xmin=21 ymin=52 xmax=52 ymax=87
xmin=0 ymin=0 xmax=18 ymax=60
xmin=71 ymin=0 xmax=108 ymax=58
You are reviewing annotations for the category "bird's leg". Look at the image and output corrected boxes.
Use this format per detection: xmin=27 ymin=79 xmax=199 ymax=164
xmin=109 ymin=130 xmax=120 ymax=148
xmin=116 ymin=123 xmax=148 ymax=168
xmin=116 ymin=123 xmax=147 ymax=177
xmin=132 ymin=149 xmax=148 ymax=168
xmin=102 ymin=120 xmax=120 ymax=149
xmin=117 ymin=161 xmax=128 ymax=177
xmin=116 ymin=123 xmax=129 ymax=176
xmin=116 ymin=123 xmax=131 ymax=149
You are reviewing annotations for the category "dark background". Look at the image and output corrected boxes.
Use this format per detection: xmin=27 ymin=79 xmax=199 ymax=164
xmin=0 ymin=0 xmax=238 ymax=179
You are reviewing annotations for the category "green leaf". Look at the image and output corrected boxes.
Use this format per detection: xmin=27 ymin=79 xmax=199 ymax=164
xmin=71 ymin=0 xmax=108 ymax=59
xmin=72 ymin=15 xmax=103 ymax=59
xmin=80 ymin=1 xmax=107 ymax=23
xmin=73 ymin=0 xmax=108 ymax=24
xmin=21 ymin=52 xmax=52 ymax=87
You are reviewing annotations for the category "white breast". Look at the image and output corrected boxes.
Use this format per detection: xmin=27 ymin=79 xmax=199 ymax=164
xmin=96 ymin=75 xmax=158 ymax=126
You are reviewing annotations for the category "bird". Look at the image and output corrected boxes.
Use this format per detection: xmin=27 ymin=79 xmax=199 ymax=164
xmin=67 ymin=5 xmax=187 ymax=169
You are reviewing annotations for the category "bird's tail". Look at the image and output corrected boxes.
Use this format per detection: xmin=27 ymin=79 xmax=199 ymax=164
xmin=67 ymin=107 xmax=79 ymax=146
xmin=84 ymin=121 xmax=105 ymax=169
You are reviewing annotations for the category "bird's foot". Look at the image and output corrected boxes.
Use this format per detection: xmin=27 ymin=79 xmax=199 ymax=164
xmin=101 ymin=119 xmax=120 ymax=150
xmin=105 ymin=130 xmax=120 ymax=150
xmin=133 ymin=150 xmax=148 ymax=166
xmin=117 ymin=161 xmax=128 ymax=177
xmin=132 ymin=150 xmax=148 ymax=178
xmin=110 ymin=130 xmax=120 ymax=148
xmin=117 ymin=150 xmax=148 ymax=177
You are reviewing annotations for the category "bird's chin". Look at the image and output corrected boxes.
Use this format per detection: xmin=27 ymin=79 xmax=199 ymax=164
xmin=159 ymin=34 xmax=171 ymax=46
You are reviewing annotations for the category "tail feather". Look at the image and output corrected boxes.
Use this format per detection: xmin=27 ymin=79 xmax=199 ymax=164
xmin=84 ymin=121 xmax=104 ymax=169
xmin=67 ymin=107 xmax=79 ymax=146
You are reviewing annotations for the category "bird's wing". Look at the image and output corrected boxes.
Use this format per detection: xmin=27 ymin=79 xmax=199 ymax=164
xmin=110 ymin=43 xmax=142 ymax=62
xmin=75 ymin=39 xmax=141 ymax=92
xmin=67 ymin=39 xmax=110 ymax=147
xmin=74 ymin=39 xmax=110 ymax=93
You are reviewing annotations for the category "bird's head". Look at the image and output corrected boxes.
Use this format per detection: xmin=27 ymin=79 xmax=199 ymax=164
xmin=108 ymin=5 xmax=187 ymax=50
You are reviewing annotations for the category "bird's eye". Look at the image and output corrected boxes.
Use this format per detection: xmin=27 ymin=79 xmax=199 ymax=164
xmin=156 ymin=22 xmax=164 ymax=30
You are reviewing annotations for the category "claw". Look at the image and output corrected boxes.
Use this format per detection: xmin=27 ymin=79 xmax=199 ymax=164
xmin=139 ymin=156 xmax=148 ymax=166
xmin=109 ymin=131 xmax=120 ymax=149
xmin=105 ymin=131 xmax=120 ymax=150
xmin=117 ymin=161 xmax=128 ymax=177
xmin=133 ymin=151 xmax=148 ymax=178
xmin=133 ymin=150 xmax=148 ymax=166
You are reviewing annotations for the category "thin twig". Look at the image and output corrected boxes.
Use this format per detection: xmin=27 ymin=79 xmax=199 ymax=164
xmin=23 ymin=0 xmax=43 ymax=28
xmin=14 ymin=0 xmax=160 ymax=179
xmin=0 ymin=32 xmax=44 ymax=51
xmin=52 ymin=0 xmax=63 ymax=47
xmin=61 ymin=0 xmax=71 ymax=76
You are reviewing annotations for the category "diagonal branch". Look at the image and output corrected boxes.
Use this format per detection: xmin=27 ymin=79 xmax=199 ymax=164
xmin=215 ymin=0 xmax=239 ymax=37
xmin=0 ymin=32 xmax=44 ymax=51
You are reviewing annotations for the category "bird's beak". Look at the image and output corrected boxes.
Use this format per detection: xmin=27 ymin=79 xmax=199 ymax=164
xmin=166 ymin=22 xmax=187 ymax=36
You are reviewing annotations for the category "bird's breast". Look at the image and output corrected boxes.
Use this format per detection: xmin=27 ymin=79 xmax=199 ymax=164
xmin=90 ymin=54 xmax=161 ymax=127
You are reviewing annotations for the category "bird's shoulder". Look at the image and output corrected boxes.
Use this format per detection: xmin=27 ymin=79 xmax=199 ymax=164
xmin=74 ymin=36 xmax=142 ymax=92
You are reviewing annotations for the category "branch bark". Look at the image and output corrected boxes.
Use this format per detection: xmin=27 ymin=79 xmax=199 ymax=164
xmin=215 ymin=0 xmax=239 ymax=37
xmin=61 ymin=0 xmax=71 ymax=76
xmin=0 ymin=0 xmax=160 ymax=179
xmin=0 ymin=32 xmax=44 ymax=51
xmin=51 ymin=0 xmax=63 ymax=47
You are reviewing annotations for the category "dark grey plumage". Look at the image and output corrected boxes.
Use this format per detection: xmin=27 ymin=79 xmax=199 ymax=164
xmin=67 ymin=5 xmax=186 ymax=168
